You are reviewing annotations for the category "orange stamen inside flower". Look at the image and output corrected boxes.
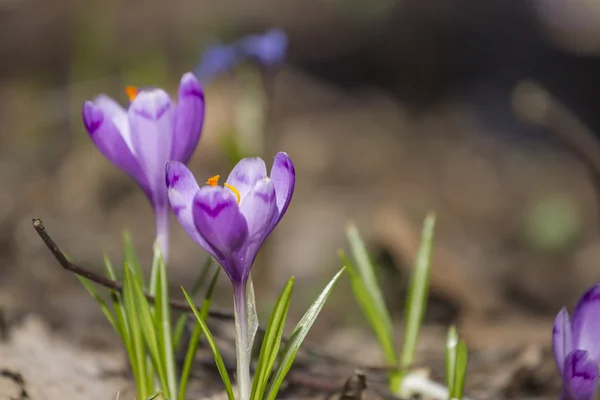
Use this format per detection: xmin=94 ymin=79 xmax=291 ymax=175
xmin=206 ymin=174 xmax=241 ymax=204
xmin=125 ymin=86 xmax=138 ymax=102
xmin=224 ymin=183 xmax=241 ymax=204
xmin=206 ymin=175 xmax=220 ymax=186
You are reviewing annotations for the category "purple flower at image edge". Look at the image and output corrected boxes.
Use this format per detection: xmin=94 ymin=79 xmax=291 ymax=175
xmin=553 ymin=283 xmax=600 ymax=400
xmin=165 ymin=152 xmax=295 ymax=290
xmin=82 ymin=72 xmax=205 ymax=260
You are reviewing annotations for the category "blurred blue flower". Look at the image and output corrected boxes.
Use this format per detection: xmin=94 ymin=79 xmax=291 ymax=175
xmin=194 ymin=29 xmax=288 ymax=82
xmin=238 ymin=29 xmax=288 ymax=67
xmin=194 ymin=43 xmax=241 ymax=82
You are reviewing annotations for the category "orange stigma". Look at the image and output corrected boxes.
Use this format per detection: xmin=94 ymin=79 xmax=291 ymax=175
xmin=206 ymin=174 xmax=241 ymax=204
xmin=125 ymin=86 xmax=138 ymax=102
xmin=224 ymin=183 xmax=241 ymax=204
xmin=206 ymin=175 xmax=220 ymax=186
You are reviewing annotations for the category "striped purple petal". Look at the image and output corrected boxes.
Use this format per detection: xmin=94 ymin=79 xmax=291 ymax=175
xmin=82 ymin=101 xmax=149 ymax=196
xmin=128 ymin=89 xmax=175 ymax=206
xmin=572 ymin=283 xmax=600 ymax=363
xmin=269 ymin=151 xmax=295 ymax=227
xmin=171 ymin=73 xmax=205 ymax=164
xmin=192 ymin=186 xmax=249 ymax=283
xmin=563 ymin=350 xmax=598 ymax=400
xmin=225 ymin=157 xmax=268 ymax=201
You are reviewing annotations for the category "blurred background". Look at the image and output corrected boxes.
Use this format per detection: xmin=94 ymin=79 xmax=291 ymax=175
xmin=2 ymin=0 xmax=600 ymax=398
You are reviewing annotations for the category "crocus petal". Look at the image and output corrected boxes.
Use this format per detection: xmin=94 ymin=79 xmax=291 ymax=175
xmin=240 ymin=178 xmax=278 ymax=242
xmin=225 ymin=157 xmax=268 ymax=201
xmin=572 ymin=283 xmax=600 ymax=362
xmin=171 ymin=73 xmax=205 ymax=164
xmin=82 ymin=101 xmax=149 ymax=195
xmin=129 ymin=89 xmax=175 ymax=204
xmin=193 ymin=186 xmax=249 ymax=282
xmin=166 ymin=161 xmax=211 ymax=249
xmin=93 ymin=95 xmax=126 ymax=119
xmin=563 ymin=350 xmax=599 ymax=400
xmin=269 ymin=152 xmax=295 ymax=225
xmin=238 ymin=177 xmax=278 ymax=279
xmin=93 ymin=95 xmax=135 ymax=153
xmin=554 ymin=308 xmax=574 ymax=375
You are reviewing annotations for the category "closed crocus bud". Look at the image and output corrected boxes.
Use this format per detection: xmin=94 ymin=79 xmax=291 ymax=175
xmin=553 ymin=284 xmax=600 ymax=400
xmin=82 ymin=72 xmax=205 ymax=260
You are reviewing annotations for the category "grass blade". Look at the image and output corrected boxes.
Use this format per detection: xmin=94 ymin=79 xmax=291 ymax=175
xmin=178 ymin=268 xmax=221 ymax=400
xmin=251 ymin=277 xmax=294 ymax=400
xmin=103 ymin=255 xmax=136 ymax=377
xmin=445 ymin=325 xmax=458 ymax=393
xmin=77 ymin=276 xmax=118 ymax=333
xmin=128 ymin=261 xmax=170 ymax=396
xmin=398 ymin=212 xmax=436 ymax=373
xmin=173 ymin=257 xmax=214 ymax=349
xmin=264 ymin=268 xmax=345 ymax=400
xmin=346 ymin=224 xmax=392 ymax=332
xmin=154 ymin=248 xmax=177 ymax=400
xmin=182 ymin=287 xmax=235 ymax=400
xmin=123 ymin=260 xmax=150 ymax=398
xmin=123 ymin=231 xmax=145 ymax=287
xmin=451 ymin=340 xmax=468 ymax=400
xmin=339 ymin=249 xmax=396 ymax=363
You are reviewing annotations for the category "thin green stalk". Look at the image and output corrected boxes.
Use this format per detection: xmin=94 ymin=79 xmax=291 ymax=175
xmin=173 ymin=257 xmax=214 ymax=349
xmin=233 ymin=282 xmax=251 ymax=400
xmin=398 ymin=213 xmax=436 ymax=369
xmin=178 ymin=322 xmax=203 ymax=400
xmin=178 ymin=268 xmax=221 ymax=400
xmin=156 ymin=255 xmax=177 ymax=400
xmin=124 ymin=263 xmax=150 ymax=398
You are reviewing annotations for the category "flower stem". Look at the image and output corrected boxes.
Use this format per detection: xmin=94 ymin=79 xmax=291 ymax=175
xmin=150 ymin=205 xmax=169 ymax=295
xmin=154 ymin=205 xmax=170 ymax=263
xmin=233 ymin=282 xmax=251 ymax=400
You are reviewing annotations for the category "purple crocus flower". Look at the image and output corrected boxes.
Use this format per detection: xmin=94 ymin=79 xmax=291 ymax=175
xmin=166 ymin=152 xmax=294 ymax=399
xmin=166 ymin=152 xmax=295 ymax=286
xmin=238 ymin=28 xmax=288 ymax=67
xmin=194 ymin=28 xmax=288 ymax=83
xmin=82 ymin=72 xmax=205 ymax=260
xmin=553 ymin=283 xmax=600 ymax=400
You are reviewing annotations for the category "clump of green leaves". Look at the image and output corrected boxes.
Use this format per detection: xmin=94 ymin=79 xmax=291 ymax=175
xmin=80 ymin=233 xmax=219 ymax=400
xmin=340 ymin=212 xmax=468 ymax=398
xmin=183 ymin=268 xmax=345 ymax=400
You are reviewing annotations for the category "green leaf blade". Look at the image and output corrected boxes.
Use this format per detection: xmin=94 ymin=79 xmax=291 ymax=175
xmin=178 ymin=268 xmax=221 ymax=400
xmin=399 ymin=212 xmax=436 ymax=371
xmin=451 ymin=340 xmax=468 ymax=400
xmin=339 ymin=250 xmax=396 ymax=364
xmin=182 ymin=287 xmax=235 ymax=400
xmin=173 ymin=257 xmax=214 ymax=349
xmin=123 ymin=261 xmax=150 ymax=398
xmin=445 ymin=325 xmax=458 ymax=393
xmin=77 ymin=276 xmax=118 ymax=334
xmin=264 ymin=268 xmax=345 ymax=400
xmin=251 ymin=277 xmax=294 ymax=400
xmin=154 ymin=250 xmax=177 ymax=400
